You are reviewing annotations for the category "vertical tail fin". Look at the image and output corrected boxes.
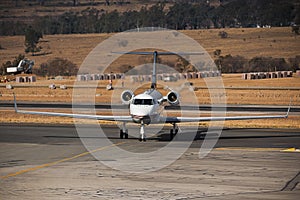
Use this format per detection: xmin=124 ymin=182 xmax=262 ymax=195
xmin=151 ymin=51 xmax=158 ymax=89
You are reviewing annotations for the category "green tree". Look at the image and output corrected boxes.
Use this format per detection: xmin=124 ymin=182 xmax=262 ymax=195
xmin=167 ymin=2 xmax=193 ymax=30
xmin=35 ymin=57 xmax=78 ymax=77
xmin=218 ymin=31 xmax=228 ymax=38
xmin=73 ymin=0 xmax=79 ymax=6
xmin=217 ymin=55 xmax=248 ymax=73
xmin=39 ymin=0 xmax=45 ymax=6
xmin=248 ymin=57 xmax=290 ymax=72
xmin=1 ymin=0 xmax=298 ymax=36
xmin=0 ymin=61 xmax=10 ymax=75
xmin=292 ymin=26 xmax=299 ymax=35
xmin=288 ymin=56 xmax=300 ymax=71
xmin=102 ymin=10 xmax=121 ymax=33
xmin=24 ymin=27 xmax=43 ymax=55
xmin=12 ymin=54 xmax=25 ymax=67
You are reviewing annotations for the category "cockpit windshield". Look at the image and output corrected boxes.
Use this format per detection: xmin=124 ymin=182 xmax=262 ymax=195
xmin=133 ymin=99 xmax=153 ymax=105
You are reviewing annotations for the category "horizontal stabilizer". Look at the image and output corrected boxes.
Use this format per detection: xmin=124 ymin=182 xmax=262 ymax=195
xmin=112 ymin=51 xmax=204 ymax=56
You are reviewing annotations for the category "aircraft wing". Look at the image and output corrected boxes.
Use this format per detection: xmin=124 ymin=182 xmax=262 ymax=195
xmin=13 ymin=94 xmax=290 ymax=124
xmin=163 ymin=110 xmax=290 ymax=123
xmin=13 ymin=95 xmax=132 ymax=122
xmin=16 ymin=109 xmax=133 ymax=122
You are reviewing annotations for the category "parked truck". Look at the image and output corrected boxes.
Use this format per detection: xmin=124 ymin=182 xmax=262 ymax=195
xmin=6 ymin=59 xmax=34 ymax=74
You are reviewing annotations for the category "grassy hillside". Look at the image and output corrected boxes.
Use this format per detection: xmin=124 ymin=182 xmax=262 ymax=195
xmin=0 ymin=27 xmax=298 ymax=72
xmin=0 ymin=0 xmax=168 ymax=21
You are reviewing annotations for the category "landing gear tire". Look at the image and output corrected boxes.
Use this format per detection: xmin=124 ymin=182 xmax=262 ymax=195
xmin=175 ymin=129 xmax=178 ymax=134
xmin=120 ymin=130 xmax=124 ymax=139
xmin=120 ymin=130 xmax=128 ymax=139
xmin=170 ymin=129 xmax=174 ymax=140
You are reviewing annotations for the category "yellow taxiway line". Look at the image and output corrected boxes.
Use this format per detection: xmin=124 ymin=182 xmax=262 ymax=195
xmin=280 ymin=147 xmax=300 ymax=152
xmin=0 ymin=142 xmax=126 ymax=180
xmin=215 ymin=147 xmax=300 ymax=152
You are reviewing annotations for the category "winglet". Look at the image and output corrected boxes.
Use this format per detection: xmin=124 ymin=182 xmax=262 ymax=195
xmin=285 ymin=98 xmax=292 ymax=118
xmin=13 ymin=93 xmax=18 ymax=113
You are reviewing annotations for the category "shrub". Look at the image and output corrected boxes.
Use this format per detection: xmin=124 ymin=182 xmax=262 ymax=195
xmin=35 ymin=57 xmax=78 ymax=76
xmin=218 ymin=31 xmax=228 ymax=38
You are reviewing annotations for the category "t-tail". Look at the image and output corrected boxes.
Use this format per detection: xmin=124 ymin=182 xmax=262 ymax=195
xmin=112 ymin=51 xmax=204 ymax=90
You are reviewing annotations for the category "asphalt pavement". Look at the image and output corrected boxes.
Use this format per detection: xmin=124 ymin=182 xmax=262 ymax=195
xmin=0 ymin=124 xmax=299 ymax=199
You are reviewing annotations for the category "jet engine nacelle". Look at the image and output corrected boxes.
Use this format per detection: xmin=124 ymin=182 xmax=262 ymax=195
xmin=166 ymin=91 xmax=180 ymax=105
xmin=121 ymin=90 xmax=134 ymax=104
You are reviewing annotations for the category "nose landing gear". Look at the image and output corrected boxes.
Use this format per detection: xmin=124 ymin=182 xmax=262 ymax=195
xmin=139 ymin=120 xmax=146 ymax=142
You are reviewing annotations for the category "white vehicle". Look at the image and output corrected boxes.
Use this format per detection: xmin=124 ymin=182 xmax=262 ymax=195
xmin=163 ymin=75 xmax=177 ymax=82
xmin=6 ymin=67 xmax=18 ymax=73
xmin=13 ymin=51 xmax=290 ymax=141
xmin=6 ymin=59 xmax=34 ymax=74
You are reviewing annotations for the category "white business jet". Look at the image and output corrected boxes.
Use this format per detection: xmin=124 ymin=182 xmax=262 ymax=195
xmin=13 ymin=51 xmax=290 ymax=141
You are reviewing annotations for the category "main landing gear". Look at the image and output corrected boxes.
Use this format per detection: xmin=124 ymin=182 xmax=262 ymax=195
xmin=119 ymin=122 xmax=178 ymax=142
xmin=118 ymin=121 xmax=146 ymax=141
xmin=119 ymin=122 xmax=128 ymax=139
xmin=170 ymin=123 xmax=179 ymax=140
xmin=119 ymin=129 xmax=128 ymax=139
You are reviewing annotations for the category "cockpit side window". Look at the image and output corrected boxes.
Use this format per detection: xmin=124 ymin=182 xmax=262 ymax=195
xmin=133 ymin=99 xmax=153 ymax=105
xmin=134 ymin=99 xmax=142 ymax=105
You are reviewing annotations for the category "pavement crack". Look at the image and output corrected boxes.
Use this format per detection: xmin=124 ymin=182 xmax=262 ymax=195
xmin=281 ymin=171 xmax=300 ymax=191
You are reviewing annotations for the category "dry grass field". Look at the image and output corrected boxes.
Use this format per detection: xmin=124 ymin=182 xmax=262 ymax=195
xmin=1 ymin=74 xmax=299 ymax=105
xmin=0 ymin=74 xmax=299 ymax=128
xmin=0 ymin=27 xmax=299 ymax=69
xmin=0 ymin=27 xmax=299 ymax=127
xmin=1 ymin=108 xmax=299 ymax=129
xmin=182 ymin=28 xmax=300 ymax=59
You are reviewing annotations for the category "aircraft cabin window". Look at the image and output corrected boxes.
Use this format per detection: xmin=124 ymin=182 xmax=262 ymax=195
xmin=134 ymin=99 xmax=153 ymax=105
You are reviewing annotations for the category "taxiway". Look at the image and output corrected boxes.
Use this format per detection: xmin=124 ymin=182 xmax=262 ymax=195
xmin=0 ymin=124 xmax=299 ymax=199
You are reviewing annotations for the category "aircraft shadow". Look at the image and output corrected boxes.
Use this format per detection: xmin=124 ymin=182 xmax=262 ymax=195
xmin=44 ymin=128 xmax=299 ymax=142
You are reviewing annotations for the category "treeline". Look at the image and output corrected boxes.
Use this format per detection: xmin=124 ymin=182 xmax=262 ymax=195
xmin=215 ymin=55 xmax=300 ymax=73
xmin=1 ymin=0 xmax=298 ymax=35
